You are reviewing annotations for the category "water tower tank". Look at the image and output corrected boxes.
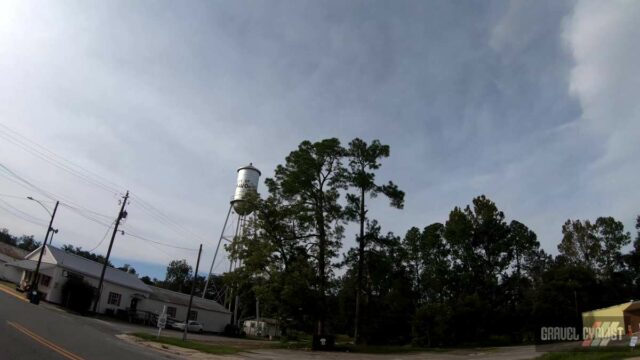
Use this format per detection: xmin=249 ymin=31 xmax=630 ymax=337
xmin=231 ymin=163 xmax=261 ymax=215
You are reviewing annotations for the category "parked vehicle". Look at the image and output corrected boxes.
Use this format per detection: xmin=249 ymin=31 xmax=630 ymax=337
xmin=173 ymin=320 xmax=204 ymax=333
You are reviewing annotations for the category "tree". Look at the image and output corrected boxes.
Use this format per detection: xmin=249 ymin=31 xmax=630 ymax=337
xmin=140 ymin=276 xmax=154 ymax=285
xmin=16 ymin=235 xmax=40 ymax=251
xmin=118 ymin=264 xmax=136 ymax=274
xmin=508 ymin=220 xmax=539 ymax=279
xmin=0 ymin=228 xmax=17 ymax=246
xmin=61 ymin=245 xmax=113 ymax=267
xmin=345 ymin=138 xmax=404 ymax=343
xmin=267 ymin=138 xmax=347 ymax=335
xmin=225 ymin=194 xmax=321 ymax=336
xmin=164 ymin=259 xmax=192 ymax=293
xmin=339 ymin=221 xmax=414 ymax=344
xmin=437 ymin=196 xmax=513 ymax=343
xmin=558 ymin=217 xmax=630 ymax=275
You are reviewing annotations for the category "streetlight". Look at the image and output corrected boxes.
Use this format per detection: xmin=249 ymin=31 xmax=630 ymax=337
xmin=27 ymin=197 xmax=58 ymax=244
xmin=27 ymin=196 xmax=52 ymax=216
xmin=26 ymin=196 xmax=59 ymax=305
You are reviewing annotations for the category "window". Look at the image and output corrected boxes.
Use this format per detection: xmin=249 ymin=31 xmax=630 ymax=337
xmin=188 ymin=310 xmax=198 ymax=321
xmin=166 ymin=306 xmax=176 ymax=318
xmin=107 ymin=292 xmax=121 ymax=306
xmin=39 ymin=275 xmax=51 ymax=287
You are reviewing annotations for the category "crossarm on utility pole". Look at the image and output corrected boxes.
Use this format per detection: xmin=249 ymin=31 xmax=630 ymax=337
xmin=92 ymin=191 xmax=129 ymax=314
xmin=30 ymin=201 xmax=59 ymax=298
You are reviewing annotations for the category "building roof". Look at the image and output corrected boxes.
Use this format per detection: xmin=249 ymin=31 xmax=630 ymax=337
xmin=0 ymin=242 xmax=28 ymax=260
xmin=244 ymin=317 xmax=279 ymax=324
xmin=148 ymin=286 xmax=230 ymax=314
xmin=582 ymin=300 xmax=640 ymax=317
xmin=31 ymin=245 xmax=152 ymax=293
xmin=5 ymin=259 xmax=56 ymax=272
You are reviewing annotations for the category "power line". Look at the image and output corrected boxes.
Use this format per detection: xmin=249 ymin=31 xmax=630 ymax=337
xmin=0 ymin=123 xmax=124 ymax=195
xmin=129 ymin=195 xmax=209 ymax=244
xmin=0 ymin=163 xmax=113 ymax=222
xmin=0 ymin=124 xmax=209 ymax=247
xmin=0 ymin=163 xmax=84 ymax=210
xmin=87 ymin=220 xmax=116 ymax=253
xmin=61 ymin=204 xmax=113 ymax=228
xmin=0 ymin=124 xmax=211 ymax=254
xmin=0 ymin=199 xmax=48 ymax=227
xmin=122 ymin=230 xmax=199 ymax=252
xmin=0 ymin=193 xmax=54 ymax=202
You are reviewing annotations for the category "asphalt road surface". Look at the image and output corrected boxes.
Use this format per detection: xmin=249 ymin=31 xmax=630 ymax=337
xmin=0 ymin=289 xmax=543 ymax=360
xmin=0 ymin=290 xmax=170 ymax=360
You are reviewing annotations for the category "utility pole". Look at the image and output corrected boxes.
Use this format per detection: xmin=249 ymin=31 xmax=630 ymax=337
xmin=183 ymin=244 xmax=203 ymax=341
xmin=30 ymin=200 xmax=59 ymax=304
xmin=48 ymin=228 xmax=59 ymax=246
xmin=92 ymin=191 xmax=129 ymax=314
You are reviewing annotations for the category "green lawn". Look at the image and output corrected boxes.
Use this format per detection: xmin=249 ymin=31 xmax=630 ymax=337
xmin=536 ymin=348 xmax=640 ymax=360
xmin=130 ymin=332 xmax=242 ymax=355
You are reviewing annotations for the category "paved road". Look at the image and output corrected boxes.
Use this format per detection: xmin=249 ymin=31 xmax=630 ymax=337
xmin=0 ymin=291 xmax=172 ymax=360
xmin=0 ymin=289 xmax=542 ymax=360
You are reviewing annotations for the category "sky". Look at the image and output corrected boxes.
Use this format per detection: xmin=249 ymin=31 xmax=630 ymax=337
xmin=0 ymin=0 xmax=638 ymax=280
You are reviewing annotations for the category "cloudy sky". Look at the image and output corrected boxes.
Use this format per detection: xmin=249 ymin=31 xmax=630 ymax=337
xmin=0 ymin=0 xmax=638 ymax=279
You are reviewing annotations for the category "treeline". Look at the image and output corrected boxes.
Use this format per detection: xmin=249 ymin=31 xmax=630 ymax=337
xmin=222 ymin=138 xmax=640 ymax=346
xmin=0 ymin=228 xmax=40 ymax=251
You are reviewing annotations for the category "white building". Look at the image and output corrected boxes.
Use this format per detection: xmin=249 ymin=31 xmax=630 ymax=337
xmin=0 ymin=242 xmax=28 ymax=284
xmin=6 ymin=245 xmax=231 ymax=333
xmin=139 ymin=286 xmax=231 ymax=332
xmin=243 ymin=318 xmax=281 ymax=338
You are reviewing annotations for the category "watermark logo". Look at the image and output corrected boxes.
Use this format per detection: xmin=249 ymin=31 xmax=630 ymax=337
xmin=536 ymin=319 xmax=627 ymax=352
xmin=540 ymin=327 xmax=581 ymax=342
xmin=581 ymin=321 xmax=624 ymax=347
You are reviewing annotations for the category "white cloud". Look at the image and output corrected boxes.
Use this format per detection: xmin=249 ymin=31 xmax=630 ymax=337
xmin=564 ymin=0 xmax=640 ymax=219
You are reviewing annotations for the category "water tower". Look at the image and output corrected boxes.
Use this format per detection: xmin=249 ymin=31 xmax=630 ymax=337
xmin=231 ymin=163 xmax=261 ymax=216
xmin=202 ymin=163 xmax=261 ymax=300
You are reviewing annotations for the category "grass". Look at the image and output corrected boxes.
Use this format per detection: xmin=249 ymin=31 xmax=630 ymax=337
xmin=536 ymin=347 xmax=640 ymax=360
xmin=131 ymin=332 xmax=243 ymax=355
xmin=269 ymin=339 xmax=445 ymax=354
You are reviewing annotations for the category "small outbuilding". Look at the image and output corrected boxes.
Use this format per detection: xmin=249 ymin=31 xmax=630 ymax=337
xmin=582 ymin=301 xmax=640 ymax=335
xmin=138 ymin=286 xmax=231 ymax=333
xmin=243 ymin=317 xmax=281 ymax=338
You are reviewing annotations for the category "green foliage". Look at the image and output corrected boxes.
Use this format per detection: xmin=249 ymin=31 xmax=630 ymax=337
xmin=0 ymin=228 xmax=18 ymax=246
xmin=344 ymin=138 xmax=405 ymax=343
xmin=131 ymin=333 xmax=242 ymax=354
xmin=0 ymin=229 xmax=42 ymax=251
xmin=558 ymin=217 xmax=630 ymax=275
xmin=118 ymin=263 xmax=136 ymax=274
xmin=267 ymin=138 xmax=347 ymax=334
xmin=15 ymin=235 xmax=39 ymax=251
xmin=163 ymin=259 xmax=192 ymax=293
xmin=536 ymin=348 xmax=636 ymax=360
xmin=218 ymin=137 xmax=640 ymax=349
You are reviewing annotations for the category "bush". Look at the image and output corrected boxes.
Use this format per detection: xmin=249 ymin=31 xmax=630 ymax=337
xmin=223 ymin=324 xmax=245 ymax=337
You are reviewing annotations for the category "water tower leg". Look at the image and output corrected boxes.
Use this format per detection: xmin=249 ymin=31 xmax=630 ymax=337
xmin=226 ymin=215 xmax=243 ymax=313
xmin=202 ymin=204 xmax=233 ymax=298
